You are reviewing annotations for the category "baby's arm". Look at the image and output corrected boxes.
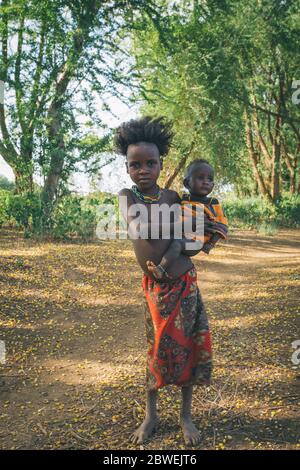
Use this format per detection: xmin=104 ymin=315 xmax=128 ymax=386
xmin=147 ymin=238 xmax=201 ymax=279
xmin=147 ymin=192 xmax=207 ymax=279
xmin=202 ymin=199 xmax=228 ymax=254
xmin=147 ymin=239 xmax=183 ymax=279
xmin=147 ymin=204 xmax=219 ymax=278
xmin=201 ymin=233 xmax=222 ymax=254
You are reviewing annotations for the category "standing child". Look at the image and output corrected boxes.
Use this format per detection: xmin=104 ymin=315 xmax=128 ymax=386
xmin=147 ymin=159 xmax=228 ymax=280
xmin=116 ymin=116 xmax=214 ymax=446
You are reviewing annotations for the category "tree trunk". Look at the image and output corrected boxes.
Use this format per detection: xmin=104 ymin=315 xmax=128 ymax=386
xmin=40 ymin=100 xmax=66 ymax=230
xmin=40 ymin=25 xmax=87 ymax=230
xmin=244 ymin=110 xmax=273 ymax=202
xmin=164 ymin=141 xmax=195 ymax=189
xmin=271 ymin=112 xmax=282 ymax=203
xmin=283 ymin=149 xmax=297 ymax=194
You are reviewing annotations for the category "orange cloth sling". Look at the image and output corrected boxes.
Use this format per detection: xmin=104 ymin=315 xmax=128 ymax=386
xmin=181 ymin=196 xmax=228 ymax=244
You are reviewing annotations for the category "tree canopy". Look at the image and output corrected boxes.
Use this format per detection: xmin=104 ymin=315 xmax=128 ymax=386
xmin=0 ymin=0 xmax=299 ymax=231
xmin=0 ymin=0 xmax=167 ymax=227
xmin=131 ymin=0 xmax=300 ymax=201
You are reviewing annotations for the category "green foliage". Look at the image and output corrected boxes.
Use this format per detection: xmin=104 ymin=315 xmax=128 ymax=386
xmin=5 ymin=193 xmax=41 ymax=232
xmin=223 ymin=197 xmax=276 ymax=228
xmin=0 ymin=0 xmax=167 ymax=229
xmin=85 ymin=192 xmax=118 ymax=207
xmin=0 ymin=189 xmax=10 ymax=227
xmin=256 ymin=222 xmax=279 ymax=236
xmin=223 ymin=194 xmax=300 ymax=229
xmin=52 ymin=192 xmax=118 ymax=240
xmin=0 ymin=176 xmax=15 ymax=191
xmin=276 ymin=194 xmax=300 ymax=227
xmin=1 ymin=189 xmax=119 ymax=240
xmin=1 ymin=188 xmax=298 ymax=238
xmin=52 ymin=196 xmax=93 ymax=240
xmin=131 ymin=0 xmax=300 ymax=199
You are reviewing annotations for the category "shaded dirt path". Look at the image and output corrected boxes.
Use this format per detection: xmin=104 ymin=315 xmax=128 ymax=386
xmin=0 ymin=228 xmax=299 ymax=449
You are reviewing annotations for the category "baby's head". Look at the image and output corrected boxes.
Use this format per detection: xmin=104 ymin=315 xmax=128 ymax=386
xmin=114 ymin=116 xmax=173 ymax=191
xmin=183 ymin=159 xmax=214 ymax=197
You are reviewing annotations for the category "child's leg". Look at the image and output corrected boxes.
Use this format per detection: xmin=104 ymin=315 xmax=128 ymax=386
xmin=180 ymin=385 xmax=201 ymax=446
xmin=130 ymin=389 xmax=158 ymax=444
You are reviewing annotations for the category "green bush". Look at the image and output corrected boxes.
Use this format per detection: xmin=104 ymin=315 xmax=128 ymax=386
xmin=256 ymin=221 xmax=279 ymax=236
xmin=1 ymin=189 xmax=119 ymax=240
xmin=0 ymin=176 xmax=15 ymax=191
xmin=223 ymin=194 xmax=300 ymax=229
xmin=275 ymin=194 xmax=300 ymax=227
xmin=51 ymin=192 xmax=120 ymax=241
xmin=223 ymin=197 xmax=276 ymax=228
xmin=52 ymin=195 xmax=100 ymax=240
xmin=5 ymin=192 xmax=41 ymax=232
xmin=0 ymin=189 xmax=10 ymax=227
xmin=2 ymin=188 xmax=298 ymax=239
xmin=86 ymin=191 xmax=118 ymax=208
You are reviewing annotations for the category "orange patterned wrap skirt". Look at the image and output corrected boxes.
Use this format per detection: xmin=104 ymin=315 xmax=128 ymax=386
xmin=142 ymin=266 xmax=212 ymax=390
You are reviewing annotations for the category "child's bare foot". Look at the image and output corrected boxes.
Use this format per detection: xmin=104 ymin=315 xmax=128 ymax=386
xmin=130 ymin=416 xmax=158 ymax=444
xmin=180 ymin=416 xmax=201 ymax=447
xmin=146 ymin=260 xmax=165 ymax=280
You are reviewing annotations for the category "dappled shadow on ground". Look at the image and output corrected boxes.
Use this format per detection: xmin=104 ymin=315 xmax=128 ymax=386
xmin=0 ymin=228 xmax=299 ymax=449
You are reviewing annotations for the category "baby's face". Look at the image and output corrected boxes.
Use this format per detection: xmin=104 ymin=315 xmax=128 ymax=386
xmin=187 ymin=163 xmax=214 ymax=196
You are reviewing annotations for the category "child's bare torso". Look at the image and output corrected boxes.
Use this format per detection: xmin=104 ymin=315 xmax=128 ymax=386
xmin=121 ymin=188 xmax=193 ymax=279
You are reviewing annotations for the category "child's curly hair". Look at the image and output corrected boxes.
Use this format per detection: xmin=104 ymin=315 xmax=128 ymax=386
xmin=114 ymin=115 xmax=173 ymax=157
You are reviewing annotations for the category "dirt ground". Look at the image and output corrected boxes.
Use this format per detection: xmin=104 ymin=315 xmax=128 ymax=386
xmin=0 ymin=228 xmax=299 ymax=450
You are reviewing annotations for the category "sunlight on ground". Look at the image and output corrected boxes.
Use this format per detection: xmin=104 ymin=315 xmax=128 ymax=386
xmin=0 ymin=229 xmax=299 ymax=450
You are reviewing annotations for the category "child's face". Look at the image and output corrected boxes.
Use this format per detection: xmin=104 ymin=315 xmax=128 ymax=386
xmin=126 ymin=142 xmax=162 ymax=190
xmin=186 ymin=163 xmax=214 ymax=196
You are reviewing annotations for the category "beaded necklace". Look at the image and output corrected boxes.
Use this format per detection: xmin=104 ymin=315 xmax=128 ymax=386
xmin=131 ymin=184 xmax=162 ymax=204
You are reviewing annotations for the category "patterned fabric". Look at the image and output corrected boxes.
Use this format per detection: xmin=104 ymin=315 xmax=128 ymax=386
xmin=181 ymin=194 xmax=228 ymax=243
xmin=142 ymin=266 xmax=212 ymax=390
